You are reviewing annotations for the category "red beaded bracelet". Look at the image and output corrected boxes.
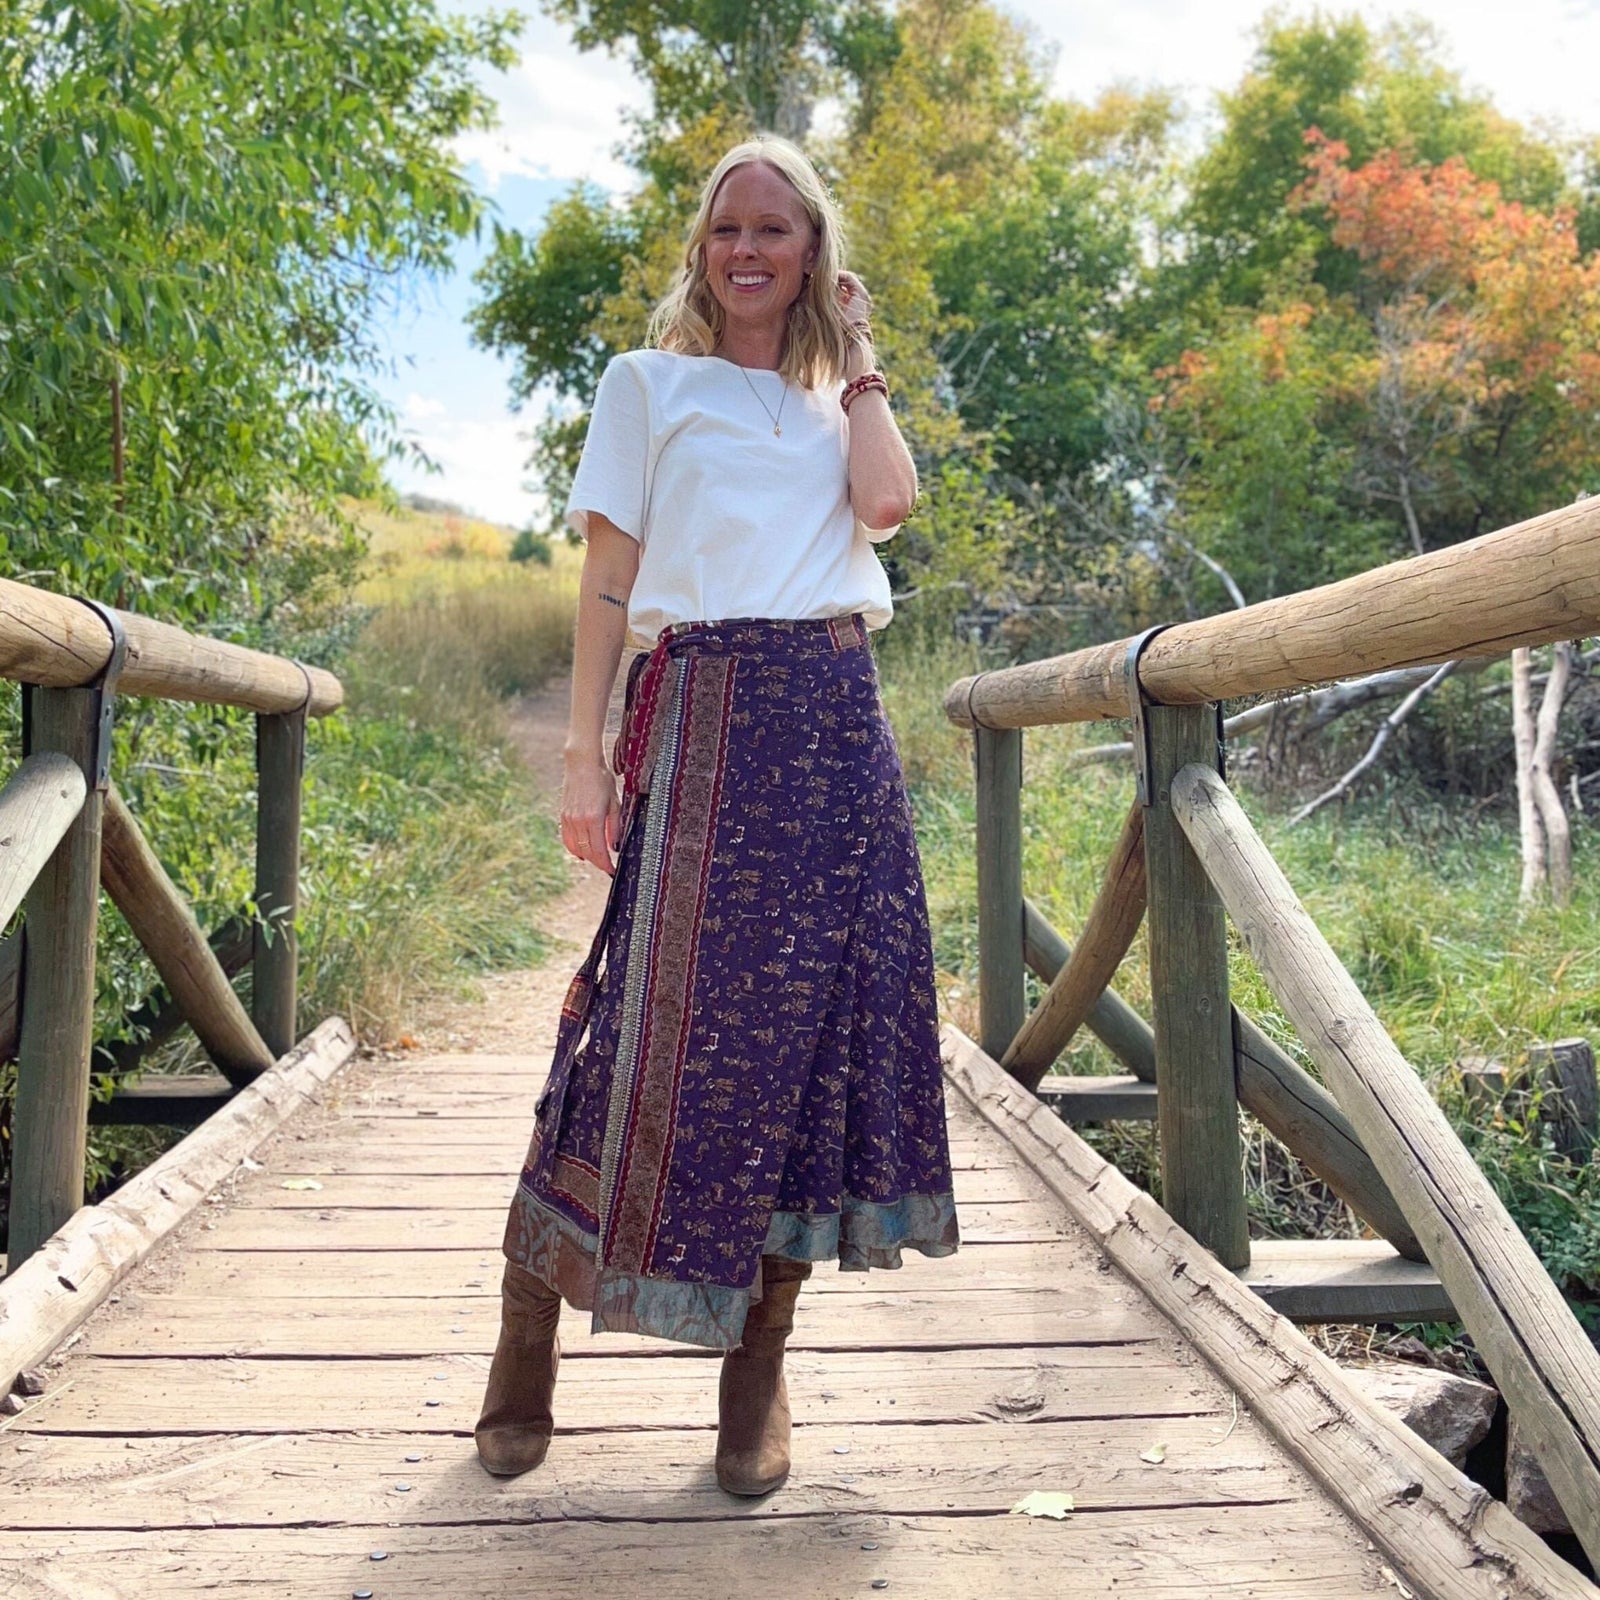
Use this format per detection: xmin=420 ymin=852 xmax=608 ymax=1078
xmin=841 ymin=371 xmax=889 ymax=413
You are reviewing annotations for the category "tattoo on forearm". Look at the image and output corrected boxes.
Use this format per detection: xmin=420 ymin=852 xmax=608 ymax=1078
xmin=598 ymin=591 xmax=626 ymax=609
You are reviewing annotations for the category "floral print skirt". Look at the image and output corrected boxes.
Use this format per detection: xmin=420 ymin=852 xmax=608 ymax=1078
xmin=503 ymin=613 xmax=959 ymax=1350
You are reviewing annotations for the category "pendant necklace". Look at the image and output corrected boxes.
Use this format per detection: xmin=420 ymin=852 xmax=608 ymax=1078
xmin=736 ymin=363 xmax=789 ymax=437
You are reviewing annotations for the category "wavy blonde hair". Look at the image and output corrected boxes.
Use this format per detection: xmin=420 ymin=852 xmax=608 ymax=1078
xmin=648 ymin=134 xmax=855 ymax=389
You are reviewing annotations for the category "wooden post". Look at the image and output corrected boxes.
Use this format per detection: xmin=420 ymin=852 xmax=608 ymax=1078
xmin=9 ymin=689 xmax=105 ymax=1266
xmin=253 ymin=708 xmax=305 ymax=1059
xmin=974 ymin=725 xmax=1024 ymax=1063
xmin=1143 ymin=704 xmax=1249 ymax=1269
xmin=1172 ymin=761 xmax=1600 ymax=1567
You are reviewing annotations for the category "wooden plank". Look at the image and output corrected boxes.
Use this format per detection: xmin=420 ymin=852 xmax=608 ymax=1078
xmin=88 ymin=1075 xmax=235 ymax=1127
xmin=1035 ymin=1074 xmax=1158 ymax=1120
xmin=1004 ymin=803 xmax=1147 ymax=1088
xmin=164 ymin=1238 xmax=1110 ymax=1301
xmin=84 ymin=1282 xmax=1152 ymax=1356
xmin=941 ymin=1023 xmax=1600 ymax=1600
xmin=974 ymin=724 xmax=1025 ymax=1060
xmin=0 ymin=574 xmax=343 ymax=714
xmin=0 ymin=1505 xmax=1390 ymax=1599
xmin=227 ymin=1165 xmax=1045 ymax=1211
xmin=186 ymin=1197 xmax=1071 ymax=1252
xmin=1172 ymin=763 xmax=1600 ymax=1567
xmin=0 ymin=752 xmax=86 ymax=927
xmin=101 ymin=788 xmax=274 ymax=1087
xmin=1241 ymin=1239 xmax=1454 ymax=1323
xmin=1144 ymin=704 xmax=1248 ymax=1268
xmin=252 ymin=709 xmax=304 ymax=1058
xmin=3 ymin=1346 xmax=1222 ymax=1435
xmin=943 ymin=493 xmax=1600 ymax=729
xmin=0 ymin=1019 xmax=357 ymax=1396
xmin=9 ymin=688 xmax=104 ymax=1267
xmin=0 ymin=1415 xmax=1303 ymax=1528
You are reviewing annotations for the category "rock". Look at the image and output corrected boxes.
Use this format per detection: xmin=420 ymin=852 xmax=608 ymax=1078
xmin=1506 ymin=1414 xmax=1572 ymax=1535
xmin=11 ymin=1369 xmax=46 ymax=1397
xmin=1343 ymin=1359 xmax=1497 ymax=1467
xmin=0 ymin=1394 xmax=24 ymax=1417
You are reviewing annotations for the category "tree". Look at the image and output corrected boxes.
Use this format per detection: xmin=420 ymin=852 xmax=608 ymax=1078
xmin=0 ymin=0 xmax=519 ymax=629
xmin=1295 ymin=133 xmax=1600 ymax=549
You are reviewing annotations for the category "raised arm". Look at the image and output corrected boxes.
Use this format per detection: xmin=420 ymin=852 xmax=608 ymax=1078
xmin=562 ymin=515 xmax=641 ymax=877
xmin=838 ymin=272 xmax=917 ymax=535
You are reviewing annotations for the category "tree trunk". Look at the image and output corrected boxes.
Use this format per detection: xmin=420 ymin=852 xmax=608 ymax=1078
xmin=1529 ymin=642 xmax=1573 ymax=907
xmin=1511 ymin=647 xmax=1544 ymax=902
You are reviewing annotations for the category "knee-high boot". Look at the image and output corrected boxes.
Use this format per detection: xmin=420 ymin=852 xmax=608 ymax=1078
xmin=715 ymin=1254 xmax=813 ymax=1496
xmin=474 ymin=1261 xmax=562 ymax=1476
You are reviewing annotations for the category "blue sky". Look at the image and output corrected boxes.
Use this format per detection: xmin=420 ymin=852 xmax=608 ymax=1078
xmin=371 ymin=1 xmax=1600 ymax=529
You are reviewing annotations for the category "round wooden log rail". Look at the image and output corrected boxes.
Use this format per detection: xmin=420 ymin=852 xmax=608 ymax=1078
xmin=945 ymin=496 xmax=1600 ymax=728
xmin=1171 ymin=762 xmax=1600 ymax=1567
xmin=0 ymin=576 xmax=342 ymax=715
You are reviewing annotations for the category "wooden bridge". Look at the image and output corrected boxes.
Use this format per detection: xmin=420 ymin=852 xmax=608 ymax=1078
xmin=2 ymin=499 xmax=1600 ymax=1597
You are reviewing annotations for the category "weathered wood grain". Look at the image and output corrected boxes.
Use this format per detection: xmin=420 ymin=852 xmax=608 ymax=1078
xmin=1003 ymin=802 xmax=1146 ymax=1088
xmin=974 ymin=724 xmax=1025 ymax=1059
xmin=0 ymin=1018 xmax=356 ymax=1395
xmin=0 ymin=1416 xmax=1297 ymax=1528
xmin=1171 ymin=763 xmax=1600 ymax=1566
xmin=0 ymin=752 xmax=86 ymax=928
xmin=0 ymin=1505 xmax=1389 ymax=1600
xmin=101 ymin=788 xmax=274 ymax=1087
xmin=3 ymin=1342 xmax=1213 ymax=1434
xmin=0 ymin=575 xmax=343 ymax=715
xmin=942 ymin=1023 xmax=1600 ymax=1600
xmin=945 ymin=494 xmax=1600 ymax=728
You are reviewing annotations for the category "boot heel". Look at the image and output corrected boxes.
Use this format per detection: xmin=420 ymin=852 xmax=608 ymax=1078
xmin=715 ymin=1256 xmax=811 ymax=1496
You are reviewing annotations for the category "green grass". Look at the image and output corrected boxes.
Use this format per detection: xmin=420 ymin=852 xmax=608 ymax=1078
xmin=875 ymin=629 xmax=1600 ymax=1316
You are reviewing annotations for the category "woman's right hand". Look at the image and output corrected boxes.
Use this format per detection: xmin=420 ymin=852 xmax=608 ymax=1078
xmin=561 ymin=752 xmax=621 ymax=877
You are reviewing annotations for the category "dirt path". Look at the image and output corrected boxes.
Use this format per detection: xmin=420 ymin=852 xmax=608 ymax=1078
xmin=414 ymin=659 xmax=637 ymax=1055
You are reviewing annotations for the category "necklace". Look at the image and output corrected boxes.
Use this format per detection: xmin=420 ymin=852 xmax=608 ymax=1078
xmin=735 ymin=363 xmax=789 ymax=437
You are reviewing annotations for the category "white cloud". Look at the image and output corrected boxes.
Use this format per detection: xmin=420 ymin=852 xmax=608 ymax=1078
xmin=402 ymin=392 xmax=449 ymax=421
xmin=389 ymin=402 xmax=550 ymax=529
xmin=451 ymin=19 xmax=650 ymax=194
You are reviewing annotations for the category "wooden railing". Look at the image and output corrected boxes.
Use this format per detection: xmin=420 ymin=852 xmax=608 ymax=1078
xmin=943 ymin=496 xmax=1600 ymax=1565
xmin=0 ymin=576 xmax=343 ymax=1269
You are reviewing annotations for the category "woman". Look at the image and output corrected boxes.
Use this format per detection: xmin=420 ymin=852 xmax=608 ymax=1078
xmin=475 ymin=133 xmax=959 ymax=1498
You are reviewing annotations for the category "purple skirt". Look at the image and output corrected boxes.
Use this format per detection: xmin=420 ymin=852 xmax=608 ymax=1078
xmin=503 ymin=613 xmax=959 ymax=1349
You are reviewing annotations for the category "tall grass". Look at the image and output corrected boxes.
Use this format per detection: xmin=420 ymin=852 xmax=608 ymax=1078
xmin=876 ymin=626 xmax=1600 ymax=1313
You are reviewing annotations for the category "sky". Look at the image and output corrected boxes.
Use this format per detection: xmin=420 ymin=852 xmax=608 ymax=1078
xmin=371 ymin=0 xmax=1600 ymax=529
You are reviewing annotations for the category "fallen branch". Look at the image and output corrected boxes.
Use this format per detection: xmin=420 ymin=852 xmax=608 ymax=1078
xmin=1287 ymin=661 xmax=1459 ymax=826
xmin=1069 ymin=665 xmax=1444 ymax=768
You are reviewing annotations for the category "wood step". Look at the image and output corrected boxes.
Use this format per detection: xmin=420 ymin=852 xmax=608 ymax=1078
xmin=1035 ymin=1073 xmax=1158 ymax=1121
xmin=1239 ymin=1239 xmax=1455 ymax=1324
xmin=88 ymin=1074 xmax=235 ymax=1126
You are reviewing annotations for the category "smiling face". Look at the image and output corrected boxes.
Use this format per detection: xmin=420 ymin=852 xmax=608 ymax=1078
xmin=701 ymin=161 xmax=819 ymax=343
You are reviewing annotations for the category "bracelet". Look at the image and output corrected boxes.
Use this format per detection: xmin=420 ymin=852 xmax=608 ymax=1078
xmin=841 ymin=371 xmax=889 ymax=413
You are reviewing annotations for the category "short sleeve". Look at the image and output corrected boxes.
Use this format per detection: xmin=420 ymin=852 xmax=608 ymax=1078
xmin=566 ymin=354 xmax=650 ymax=543
xmin=854 ymin=514 xmax=900 ymax=544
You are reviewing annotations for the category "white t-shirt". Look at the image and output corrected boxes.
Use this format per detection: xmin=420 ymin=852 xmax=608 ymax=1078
xmin=564 ymin=348 xmax=897 ymax=644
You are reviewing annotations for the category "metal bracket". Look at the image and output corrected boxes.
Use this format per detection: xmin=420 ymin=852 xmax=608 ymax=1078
xmin=74 ymin=598 xmax=128 ymax=791
xmin=1124 ymin=625 xmax=1172 ymax=807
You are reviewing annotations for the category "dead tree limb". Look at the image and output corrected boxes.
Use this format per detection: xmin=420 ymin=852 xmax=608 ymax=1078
xmin=1287 ymin=661 xmax=1459 ymax=826
xmin=1531 ymin=642 xmax=1575 ymax=906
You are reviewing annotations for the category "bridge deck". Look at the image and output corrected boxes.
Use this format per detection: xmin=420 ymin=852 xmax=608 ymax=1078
xmin=1 ymin=1039 xmax=1392 ymax=1597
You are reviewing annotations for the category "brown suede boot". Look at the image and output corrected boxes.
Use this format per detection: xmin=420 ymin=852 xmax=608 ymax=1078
xmin=474 ymin=1261 xmax=562 ymax=1476
xmin=715 ymin=1255 xmax=813 ymax=1496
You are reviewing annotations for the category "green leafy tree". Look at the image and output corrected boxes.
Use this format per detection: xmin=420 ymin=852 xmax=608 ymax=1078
xmin=0 ymin=0 xmax=520 ymax=629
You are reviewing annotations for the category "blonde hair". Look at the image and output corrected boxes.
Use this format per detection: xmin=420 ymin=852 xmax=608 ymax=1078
xmin=648 ymin=134 xmax=855 ymax=389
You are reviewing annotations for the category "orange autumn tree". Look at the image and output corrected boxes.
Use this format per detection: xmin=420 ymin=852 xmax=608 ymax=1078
xmin=1293 ymin=130 xmax=1600 ymax=553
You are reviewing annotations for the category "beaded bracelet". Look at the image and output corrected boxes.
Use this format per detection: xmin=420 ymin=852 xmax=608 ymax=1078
xmin=841 ymin=371 xmax=889 ymax=413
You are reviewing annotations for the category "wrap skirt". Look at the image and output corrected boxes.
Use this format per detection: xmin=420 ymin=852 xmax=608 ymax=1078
xmin=503 ymin=613 xmax=959 ymax=1350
